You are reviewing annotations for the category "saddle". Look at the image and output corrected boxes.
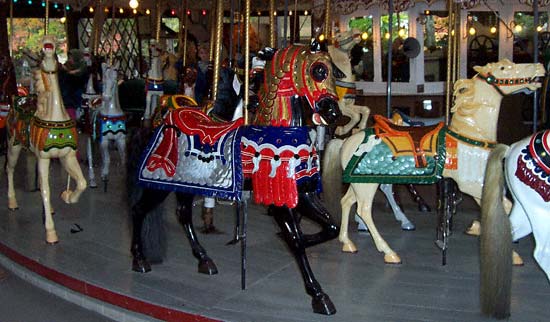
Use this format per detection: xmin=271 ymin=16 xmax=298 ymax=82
xmin=171 ymin=109 xmax=243 ymax=145
xmin=373 ymin=114 xmax=444 ymax=168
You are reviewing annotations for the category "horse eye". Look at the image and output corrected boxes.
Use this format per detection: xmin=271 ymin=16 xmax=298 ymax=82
xmin=310 ymin=62 xmax=328 ymax=82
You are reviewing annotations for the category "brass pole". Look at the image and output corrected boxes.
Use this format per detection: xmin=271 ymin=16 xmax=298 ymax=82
xmin=212 ymin=0 xmax=224 ymax=102
xmin=9 ymin=0 xmax=13 ymax=57
xmin=155 ymin=1 xmax=162 ymax=43
xmin=324 ymin=0 xmax=331 ymax=41
xmin=110 ymin=0 xmax=115 ymax=65
xmin=44 ymin=0 xmax=49 ymax=34
xmin=269 ymin=0 xmax=276 ymax=47
xmin=444 ymin=0 xmax=455 ymax=125
xmin=244 ymin=0 xmax=250 ymax=125
xmin=209 ymin=5 xmax=216 ymax=61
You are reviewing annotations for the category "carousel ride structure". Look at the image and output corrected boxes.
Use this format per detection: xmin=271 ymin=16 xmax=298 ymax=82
xmin=6 ymin=35 xmax=87 ymax=244
xmin=323 ymin=59 xmax=545 ymax=265
xmin=129 ymin=44 xmax=343 ymax=315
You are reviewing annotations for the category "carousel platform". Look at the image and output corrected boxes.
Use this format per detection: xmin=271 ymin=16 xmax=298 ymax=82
xmin=0 ymin=153 xmax=548 ymax=322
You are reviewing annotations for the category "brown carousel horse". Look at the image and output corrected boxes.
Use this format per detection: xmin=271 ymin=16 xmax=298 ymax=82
xmin=129 ymin=44 xmax=342 ymax=314
xmin=6 ymin=35 xmax=87 ymax=244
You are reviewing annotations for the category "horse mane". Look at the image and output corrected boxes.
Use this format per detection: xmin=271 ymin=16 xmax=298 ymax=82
xmin=451 ymin=78 xmax=478 ymax=115
xmin=207 ymin=67 xmax=241 ymax=122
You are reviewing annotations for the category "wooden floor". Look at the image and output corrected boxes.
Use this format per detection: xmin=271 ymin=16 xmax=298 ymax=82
xmin=0 ymin=151 xmax=548 ymax=322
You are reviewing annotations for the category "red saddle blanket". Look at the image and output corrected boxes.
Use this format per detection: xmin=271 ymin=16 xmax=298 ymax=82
xmin=146 ymin=109 xmax=243 ymax=177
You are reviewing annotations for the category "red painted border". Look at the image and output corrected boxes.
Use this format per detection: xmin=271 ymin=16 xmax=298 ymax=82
xmin=0 ymin=241 xmax=221 ymax=322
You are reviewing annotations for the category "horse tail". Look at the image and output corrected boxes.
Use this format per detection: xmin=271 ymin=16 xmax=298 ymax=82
xmin=126 ymin=127 xmax=166 ymax=263
xmin=480 ymin=144 xmax=512 ymax=319
xmin=322 ymin=138 xmax=344 ymax=219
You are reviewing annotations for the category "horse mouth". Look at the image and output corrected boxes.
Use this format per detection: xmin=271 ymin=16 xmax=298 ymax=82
xmin=43 ymin=43 xmax=54 ymax=51
xmin=314 ymin=95 xmax=342 ymax=126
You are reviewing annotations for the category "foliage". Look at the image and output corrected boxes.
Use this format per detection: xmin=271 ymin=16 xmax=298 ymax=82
xmin=9 ymin=18 xmax=67 ymax=60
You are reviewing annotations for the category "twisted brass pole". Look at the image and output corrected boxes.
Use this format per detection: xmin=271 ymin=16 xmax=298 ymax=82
xmin=444 ymin=0 xmax=456 ymax=125
xmin=244 ymin=0 xmax=250 ymax=125
xmin=155 ymin=1 xmax=161 ymax=43
xmin=182 ymin=0 xmax=188 ymax=66
xmin=212 ymin=0 xmax=224 ymax=102
xmin=324 ymin=0 xmax=331 ymax=40
xmin=269 ymin=0 xmax=276 ymax=47
xmin=44 ymin=0 xmax=49 ymax=34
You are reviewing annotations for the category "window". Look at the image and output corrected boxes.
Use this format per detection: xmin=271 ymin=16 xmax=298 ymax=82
xmin=380 ymin=13 xmax=410 ymax=82
xmin=348 ymin=16 xmax=374 ymax=81
xmin=512 ymin=11 xmax=549 ymax=64
xmin=466 ymin=12 xmax=499 ymax=78
xmin=422 ymin=11 xmax=449 ymax=82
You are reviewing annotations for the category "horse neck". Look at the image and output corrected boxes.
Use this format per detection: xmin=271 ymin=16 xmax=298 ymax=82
xmin=327 ymin=45 xmax=354 ymax=83
xmin=448 ymin=80 xmax=502 ymax=142
xmin=36 ymin=70 xmax=70 ymax=121
xmin=101 ymin=84 xmax=124 ymax=116
xmin=148 ymin=56 xmax=163 ymax=81
xmin=85 ymin=73 xmax=96 ymax=94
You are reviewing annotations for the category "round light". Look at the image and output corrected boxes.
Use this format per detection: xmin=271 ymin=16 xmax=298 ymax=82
xmin=537 ymin=25 xmax=543 ymax=32
xmin=398 ymin=28 xmax=406 ymax=38
xmin=273 ymin=11 xmax=277 ymax=16
xmin=133 ymin=9 xmax=137 ymax=14
xmin=60 ymin=17 xmax=66 ymax=24
xmin=490 ymin=26 xmax=497 ymax=34
xmin=514 ymin=24 xmax=523 ymax=33
xmin=129 ymin=0 xmax=139 ymax=10
xmin=318 ymin=34 xmax=325 ymax=42
xmin=361 ymin=32 xmax=368 ymax=41
xmin=202 ymin=9 xmax=207 ymax=16
xmin=384 ymin=32 xmax=390 ymax=40
xmin=304 ymin=10 xmax=308 ymax=16
xmin=289 ymin=11 xmax=293 ymax=16
xmin=119 ymin=8 xmax=124 ymax=14
xmin=171 ymin=9 xmax=176 ymax=16
xmin=469 ymin=27 xmax=476 ymax=36
xmin=89 ymin=6 xmax=94 ymax=13
xmin=146 ymin=9 xmax=150 ymax=15
xmin=186 ymin=9 xmax=191 ymax=15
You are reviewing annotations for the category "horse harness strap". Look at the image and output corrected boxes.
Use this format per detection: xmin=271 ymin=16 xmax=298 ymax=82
xmin=476 ymin=72 xmax=536 ymax=96
xmin=335 ymin=80 xmax=356 ymax=100
xmin=446 ymin=128 xmax=496 ymax=149
xmin=373 ymin=115 xmax=444 ymax=168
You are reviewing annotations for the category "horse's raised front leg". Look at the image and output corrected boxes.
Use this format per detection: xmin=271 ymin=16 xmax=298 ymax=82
xmin=175 ymin=192 xmax=218 ymax=275
xmin=353 ymin=183 xmax=401 ymax=264
xmin=295 ymin=192 xmax=339 ymax=247
xmin=131 ymin=188 xmax=170 ymax=273
xmin=59 ymin=151 xmax=87 ymax=204
xmin=270 ymin=205 xmax=336 ymax=315
xmin=379 ymin=184 xmax=416 ymax=230
xmin=36 ymin=157 xmax=57 ymax=244
xmin=6 ymin=143 xmax=23 ymax=210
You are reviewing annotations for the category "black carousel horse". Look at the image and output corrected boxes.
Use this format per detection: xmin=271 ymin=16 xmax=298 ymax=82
xmin=128 ymin=44 xmax=343 ymax=315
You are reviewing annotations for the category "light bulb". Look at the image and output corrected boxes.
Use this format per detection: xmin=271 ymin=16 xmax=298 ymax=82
xmin=398 ymin=28 xmax=406 ymax=38
xmin=129 ymin=0 xmax=139 ymax=10
xmin=361 ymin=32 xmax=368 ymax=41
xmin=490 ymin=26 xmax=497 ymax=34
xmin=146 ymin=9 xmax=150 ymax=15
xmin=469 ymin=27 xmax=476 ymax=36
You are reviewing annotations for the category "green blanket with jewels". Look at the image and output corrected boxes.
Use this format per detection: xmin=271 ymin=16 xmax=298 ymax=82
xmin=343 ymin=128 xmax=447 ymax=184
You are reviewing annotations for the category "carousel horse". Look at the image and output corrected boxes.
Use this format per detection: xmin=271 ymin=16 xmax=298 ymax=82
xmin=480 ymin=132 xmax=550 ymax=319
xmin=6 ymin=35 xmax=87 ymax=243
xmin=130 ymin=44 xmax=342 ymax=315
xmin=143 ymin=41 xmax=164 ymax=127
xmin=323 ymin=59 xmax=545 ymax=264
xmin=93 ymin=61 xmax=127 ymax=187
xmin=0 ymin=54 xmax=17 ymax=155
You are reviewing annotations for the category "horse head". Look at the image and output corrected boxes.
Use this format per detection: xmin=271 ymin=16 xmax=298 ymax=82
xmin=101 ymin=61 xmax=120 ymax=102
xmin=333 ymin=29 xmax=361 ymax=52
xmin=40 ymin=35 xmax=57 ymax=72
xmin=255 ymin=45 xmax=342 ymax=127
xmin=473 ymin=59 xmax=545 ymax=95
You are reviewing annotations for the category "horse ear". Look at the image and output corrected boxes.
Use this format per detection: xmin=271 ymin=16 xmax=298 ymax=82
xmin=258 ymin=47 xmax=276 ymax=61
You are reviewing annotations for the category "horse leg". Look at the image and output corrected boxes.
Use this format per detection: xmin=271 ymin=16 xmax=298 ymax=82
xmin=59 ymin=151 xmax=87 ymax=204
xmin=131 ymin=188 xmax=170 ymax=273
xmin=406 ymin=184 xmax=431 ymax=212
xmin=36 ymin=157 xmax=57 ymax=244
xmin=270 ymin=205 xmax=336 ymax=315
xmin=339 ymin=186 xmax=358 ymax=253
xmin=86 ymin=136 xmax=97 ymax=188
xmin=99 ymin=137 xmax=110 ymax=181
xmin=379 ymin=184 xmax=415 ymax=230
xmin=353 ymin=183 xmax=401 ymax=264
xmin=115 ymin=134 xmax=127 ymax=168
xmin=175 ymin=193 xmax=218 ymax=275
xmin=6 ymin=143 xmax=22 ymax=210
xmin=295 ymin=192 xmax=339 ymax=247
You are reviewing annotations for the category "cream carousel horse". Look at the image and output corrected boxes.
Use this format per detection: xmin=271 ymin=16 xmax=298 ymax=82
xmin=94 ymin=61 xmax=127 ymax=186
xmin=143 ymin=41 xmax=164 ymax=127
xmin=327 ymin=30 xmax=416 ymax=231
xmin=480 ymin=132 xmax=550 ymax=319
xmin=6 ymin=35 xmax=87 ymax=244
xmin=323 ymin=59 xmax=545 ymax=264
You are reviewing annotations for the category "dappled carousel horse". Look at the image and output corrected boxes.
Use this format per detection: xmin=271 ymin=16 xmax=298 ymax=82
xmin=143 ymin=41 xmax=164 ymax=127
xmin=93 ymin=61 xmax=127 ymax=186
xmin=323 ymin=59 xmax=545 ymax=264
xmin=130 ymin=44 xmax=342 ymax=314
xmin=6 ymin=35 xmax=87 ymax=244
xmin=480 ymin=132 xmax=550 ymax=319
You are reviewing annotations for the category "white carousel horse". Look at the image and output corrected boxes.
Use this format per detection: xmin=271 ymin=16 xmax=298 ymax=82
xmin=94 ymin=61 xmax=127 ymax=185
xmin=327 ymin=30 xmax=415 ymax=231
xmin=143 ymin=41 xmax=164 ymax=126
xmin=480 ymin=133 xmax=550 ymax=319
xmin=6 ymin=35 xmax=87 ymax=244
xmin=323 ymin=59 xmax=545 ymax=264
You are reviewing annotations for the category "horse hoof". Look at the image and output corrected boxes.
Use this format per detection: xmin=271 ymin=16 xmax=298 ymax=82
xmin=89 ymin=180 xmax=98 ymax=188
xmin=198 ymin=258 xmax=218 ymax=275
xmin=46 ymin=230 xmax=59 ymax=244
xmin=513 ymin=251 xmax=524 ymax=266
xmin=465 ymin=220 xmax=481 ymax=236
xmin=8 ymin=206 xmax=19 ymax=211
xmin=384 ymin=253 xmax=402 ymax=264
xmin=312 ymin=293 xmax=336 ymax=315
xmin=341 ymin=242 xmax=358 ymax=253
xmin=60 ymin=190 xmax=73 ymax=204
xmin=8 ymin=199 xmax=18 ymax=210
xmin=132 ymin=258 xmax=151 ymax=273
xmin=400 ymin=222 xmax=416 ymax=231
